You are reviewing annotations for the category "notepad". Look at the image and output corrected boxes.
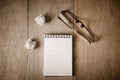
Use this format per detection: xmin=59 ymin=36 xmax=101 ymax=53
xmin=44 ymin=33 xmax=72 ymax=76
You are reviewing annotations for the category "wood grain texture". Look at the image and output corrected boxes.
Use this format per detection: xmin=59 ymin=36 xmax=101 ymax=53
xmin=74 ymin=0 xmax=120 ymax=80
xmin=28 ymin=0 xmax=74 ymax=80
xmin=0 ymin=0 xmax=120 ymax=80
xmin=0 ymin=0 xmax=27 ymax=80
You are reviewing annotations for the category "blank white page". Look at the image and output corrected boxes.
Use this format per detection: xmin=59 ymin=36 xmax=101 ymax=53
xmin=44 ymin=34 xmax=72 ymax=76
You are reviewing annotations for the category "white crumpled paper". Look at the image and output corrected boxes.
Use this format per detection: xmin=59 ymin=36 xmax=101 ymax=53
xmin=34 ymin=14 xmax=46 ymax=26
xmin=24 ymin=39 xmax=37 ymax=50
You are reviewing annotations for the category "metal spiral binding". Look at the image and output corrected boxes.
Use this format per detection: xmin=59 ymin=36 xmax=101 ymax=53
xmin=44 ymin=33 xmax=72 ymax=38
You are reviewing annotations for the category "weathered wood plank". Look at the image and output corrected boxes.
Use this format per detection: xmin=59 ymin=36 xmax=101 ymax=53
xmin=28 ymin=0 xmax=74 ymax=80
xmin=74 ymin=0 xmax=120 ymax=80
xmin=0 ymin=0 xmax=27 ymax=80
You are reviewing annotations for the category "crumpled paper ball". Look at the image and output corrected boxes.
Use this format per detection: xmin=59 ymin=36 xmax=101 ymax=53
xmin=24 ymin=39 xmax=37 ymax=49
xmin=35 ymin=14 xmax=46 ymax=26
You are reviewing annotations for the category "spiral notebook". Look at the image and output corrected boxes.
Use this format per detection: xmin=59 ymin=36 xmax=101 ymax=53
xmin=44 ymin=33 xmax=72 ymax=76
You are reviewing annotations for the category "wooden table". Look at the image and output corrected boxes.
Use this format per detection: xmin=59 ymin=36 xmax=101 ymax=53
xmin=0 ymin=0 xmax=120 ymax=80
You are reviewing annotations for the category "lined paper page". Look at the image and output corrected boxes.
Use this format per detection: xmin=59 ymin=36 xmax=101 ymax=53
xmin=44 ymin=34 xmax=72 ymax=76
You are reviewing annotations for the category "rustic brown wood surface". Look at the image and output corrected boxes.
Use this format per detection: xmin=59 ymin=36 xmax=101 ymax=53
xmin=74 ymin=0 xmax=120 ymax=80
xmin=0 ymin=0 xmax=120 ymax=80
xmin=0 ymin=0 xmax=28 ymax=80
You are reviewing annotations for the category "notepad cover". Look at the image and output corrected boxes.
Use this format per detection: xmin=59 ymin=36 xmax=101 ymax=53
xmin=44 ymin=34 xmax=72 ymax=76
